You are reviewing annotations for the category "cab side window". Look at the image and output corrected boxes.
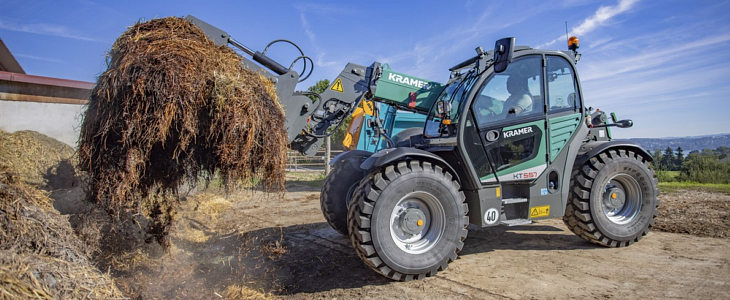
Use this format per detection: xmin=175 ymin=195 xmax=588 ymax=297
xmin=546 ymin=56 xmax=581 ymax=113
xmin=472 ymin=55 xmax=544 ymax=128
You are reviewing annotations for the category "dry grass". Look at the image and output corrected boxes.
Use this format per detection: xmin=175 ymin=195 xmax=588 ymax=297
xmin=77 ymin=17 xmax=287 ymax=245
xmin=194 ymin=195 xmax=233 ymax=222
xmin=221 ymin=284 xmax=273 ymax=300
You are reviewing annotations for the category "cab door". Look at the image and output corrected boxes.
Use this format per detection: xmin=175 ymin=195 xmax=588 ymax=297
xmin=466 ymin=55 xmax=548 ymax=184
xmin=543 ymin=55 xmax=584 ymax=193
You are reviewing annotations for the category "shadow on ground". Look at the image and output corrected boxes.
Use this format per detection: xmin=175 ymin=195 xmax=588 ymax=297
xmin=187 ymin=221 xmax=599 ymax=296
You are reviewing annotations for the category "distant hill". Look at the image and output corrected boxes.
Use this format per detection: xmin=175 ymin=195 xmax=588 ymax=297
xmin=627 ymin=134 xmax=730 ymax=153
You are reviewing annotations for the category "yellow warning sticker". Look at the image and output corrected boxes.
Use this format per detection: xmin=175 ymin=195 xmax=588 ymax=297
xmin=530 ymin=205 xmax=550 ymax=218
xmin=330 ymin=78 xmax=344 ymax=93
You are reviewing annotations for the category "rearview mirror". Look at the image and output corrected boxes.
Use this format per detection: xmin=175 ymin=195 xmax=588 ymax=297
xmin=615 ymin=119 xmax=633 ymax=128
xmin=493 ymin=37 xmax=515 ymax=73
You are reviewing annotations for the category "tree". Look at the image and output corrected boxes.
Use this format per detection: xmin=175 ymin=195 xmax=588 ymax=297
xmin=716 ymin=146 xmax=730 ymax=160
xmin=675 ymin=147 xmax=684 ymax=170
xmin=659 ymin=147 xmax=676 ymax=171
xmin=307 ymin=79 xmax=330 ymax=101
xmin=677 ymin=154 xmax=730 ymax=184
xmin=651 ymin=149 xmax=663 ymax=170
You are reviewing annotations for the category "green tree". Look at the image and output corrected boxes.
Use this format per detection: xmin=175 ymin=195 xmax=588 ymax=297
xmin=676 ymin=147 xmax=684 ymax=168
xmin=660 ymin=147 xmax=676 ymax=171
xmin=651 ymin=149 xmax=663 ymax=169
xmin=307 ymin=79 xmax=330 ymax=100
xmin=700 ymin=148 xmax=717 ymax=157
xmin=716 ymin=146 xmax=730 ymax=160
xmin=676 ymin=153 xmax=730 ymax=184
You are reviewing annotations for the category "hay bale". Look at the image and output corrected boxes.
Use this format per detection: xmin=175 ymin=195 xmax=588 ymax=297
xmin=0 ymin=130 xmax=76 ymax=188
xmin=78 ymin=17 xmax=287 ymax=241
xmin=0 ymin=166 xmax=124 ymax=299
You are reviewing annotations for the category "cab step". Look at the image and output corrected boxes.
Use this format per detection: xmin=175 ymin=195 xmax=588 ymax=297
xmin=502 ymin=198 xmax=528 ymax=204
xmin=500 ymin=219 xmax=532 ymax=226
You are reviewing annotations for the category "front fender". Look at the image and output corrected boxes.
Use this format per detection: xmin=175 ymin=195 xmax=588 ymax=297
xmin=360 ymin=147 xmax=460 ymax=182
xmin=576 ymin=140 xmax=653 ymax=166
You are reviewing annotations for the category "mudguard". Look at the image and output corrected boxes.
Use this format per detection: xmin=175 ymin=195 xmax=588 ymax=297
xmin=359 ymin=147 xmax=460 ymax=182
xmin=329 ymin=150 xmax=373 ymax=167
xmin=576 ymin=140 xmax=653 ymax=166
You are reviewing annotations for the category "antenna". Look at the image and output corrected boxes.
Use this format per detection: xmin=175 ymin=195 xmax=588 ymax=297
xmin=565 ymin=21 xmax=569 ymax=44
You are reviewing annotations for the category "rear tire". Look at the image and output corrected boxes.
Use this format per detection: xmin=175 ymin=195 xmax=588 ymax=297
xmin=347 ymin=160 xmax=468 ymax=281
xmin=320 ymin=158 xmax=365 ymax=235
xmin=563 ymin=149 xmax=659 ymax=247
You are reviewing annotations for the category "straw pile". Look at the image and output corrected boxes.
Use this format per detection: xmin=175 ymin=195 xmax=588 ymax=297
xmin=78 ymin=17 xmax=287 ymax=240
xmin=0 ymin=165 xmax=124 ymax=299
xmin=0 ymin=130 xmax=76 ymax=188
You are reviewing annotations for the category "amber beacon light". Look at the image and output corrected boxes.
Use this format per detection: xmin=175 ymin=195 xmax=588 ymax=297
xmin=568 ymin=36 xmax=580 ymax=51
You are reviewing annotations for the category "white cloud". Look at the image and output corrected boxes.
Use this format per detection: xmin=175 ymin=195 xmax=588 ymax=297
xmin=299 ymin=12 xmax=316 ymax=44
xmin=14 ymin=54 xmax=65 ymax=64
xmin=315 ymin=52 xmax=338 ymax=68
xmin=538 ymin=0 xmax=640 ymax=49
xmin=580 ymin=33 xmax=730 ymax=82
xmin=577 ymin=24 xmax=730 ymax=138
xmin=295 ymin=4 xmax=350 ymax=76
xmin=373 ymin=3 xmax=544 ymax=80
xmin=0 ymin=20 xmax=102 ymax=42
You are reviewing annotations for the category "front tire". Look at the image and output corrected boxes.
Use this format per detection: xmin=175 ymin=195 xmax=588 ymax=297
xmin=320 ymin=158 xmax=366 ymax=235
xmin=563 ymin=149 xmax=659 ymax=247
xmin=347 ymin=160 xmax=468 ymax=281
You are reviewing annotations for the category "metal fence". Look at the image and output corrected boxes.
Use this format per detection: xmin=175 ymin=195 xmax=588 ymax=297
xmin=286 ymin=148 xmax=344 ymax=173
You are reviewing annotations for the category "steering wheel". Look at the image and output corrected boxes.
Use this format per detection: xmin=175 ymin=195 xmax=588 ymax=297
xmin=474 ymin=99 xmax=496 ymax=117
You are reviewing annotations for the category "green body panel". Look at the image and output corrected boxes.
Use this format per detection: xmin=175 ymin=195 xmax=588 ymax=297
xmin=480 ymin=119 xmax=547 ymax=182
xmin=373 ymin=69 xmax=444 ymax=112
xmin=548 ymin=113 xmax=582 ymax=162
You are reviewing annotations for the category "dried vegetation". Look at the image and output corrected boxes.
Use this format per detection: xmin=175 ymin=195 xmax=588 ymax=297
xmin=0 ymin=166 xmax=124 ymax=299
xmin=77 ymin=17 xmax=288 ymax=244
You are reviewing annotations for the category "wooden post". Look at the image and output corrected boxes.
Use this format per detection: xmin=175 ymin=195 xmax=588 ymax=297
xmin=325 ymin=136 xmax=331 ymax=175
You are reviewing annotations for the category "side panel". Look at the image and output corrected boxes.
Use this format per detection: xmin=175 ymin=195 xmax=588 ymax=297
xmin=548 ymin=113 xmax=582 ymax=162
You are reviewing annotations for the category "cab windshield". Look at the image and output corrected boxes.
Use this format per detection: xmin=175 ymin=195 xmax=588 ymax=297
xmin=424 ymin=72 xmax=478 ymax=138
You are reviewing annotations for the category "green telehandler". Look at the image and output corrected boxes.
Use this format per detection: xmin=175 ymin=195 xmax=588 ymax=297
xmin=189 ymin=16 xmax=659 ymax=282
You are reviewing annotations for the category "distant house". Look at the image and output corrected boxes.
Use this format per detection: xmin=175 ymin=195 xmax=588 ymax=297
xmin=0 ymin=38 xmax=92 ymax=146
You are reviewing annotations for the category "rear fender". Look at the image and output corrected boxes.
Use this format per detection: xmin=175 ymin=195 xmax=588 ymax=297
xmin=330 ymin=150 xmax=373 ymax=169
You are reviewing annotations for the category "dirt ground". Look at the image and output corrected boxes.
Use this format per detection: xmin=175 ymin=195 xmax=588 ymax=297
xmin=48 ymin=176 xmax=729 ymax=300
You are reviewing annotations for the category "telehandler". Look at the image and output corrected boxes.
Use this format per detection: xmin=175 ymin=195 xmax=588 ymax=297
xmin=188 ymin=16 xmax=659 ymax=281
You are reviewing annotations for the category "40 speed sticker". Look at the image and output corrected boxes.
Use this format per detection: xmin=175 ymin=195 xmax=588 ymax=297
xmin=484 ymin=208 xmax=500 ymax=225
xmin=530 ymin=205 xmax=550 ymax=218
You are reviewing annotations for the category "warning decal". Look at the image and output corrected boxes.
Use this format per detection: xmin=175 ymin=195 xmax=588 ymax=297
xmin=330 ymin=78 xmax=344 ymax=93
xmin=530 ymin=205 xmax=550 ymax=218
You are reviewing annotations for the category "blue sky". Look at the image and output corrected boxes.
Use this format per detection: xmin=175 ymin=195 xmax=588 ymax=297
xmin=2 ymin=0 xmax=729 ymax=138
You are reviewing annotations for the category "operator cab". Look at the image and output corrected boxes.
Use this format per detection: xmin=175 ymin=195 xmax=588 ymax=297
xmin=421 ymin=38 xmax=585 ymax=226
